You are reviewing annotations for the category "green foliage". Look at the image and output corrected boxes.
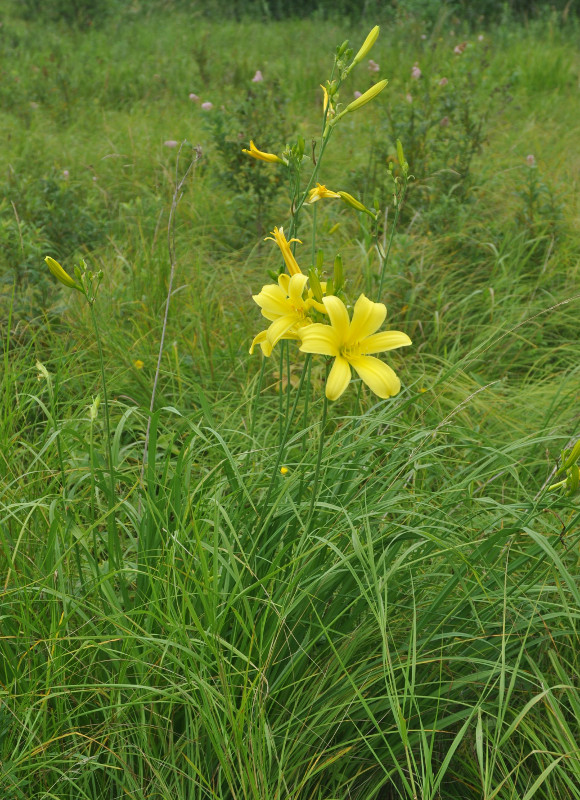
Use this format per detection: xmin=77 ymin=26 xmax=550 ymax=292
xmin=0 ymin=172 xmax=105 ymax=318
xmin=203 ymin=82 xmax=289 ymax=236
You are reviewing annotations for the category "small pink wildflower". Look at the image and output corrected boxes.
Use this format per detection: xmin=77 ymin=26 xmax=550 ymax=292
xmin=189 ymin=93 xmax=199 ymax=101
xmin=353 ymin=90 xmax=362 ymax=99
xmin=63 ymin=169 xmax=70 ymax=179
xmin=405 ymin=93 xmax=413 ymax=104
xmin=526 ymin=154 xmax=536 ymax=167
xmin=251 ymin=70 xmax=263 ymax=82
xmin=164 ymin=140 xmax=179 ymax=148
xmin=421 ymin=34 xmax=427 ymax=40
xmin=201 ymin=101 xmax=213 ymax=110
xmin=439 ymin=77 xmax=448 ymax=86
xmin=478 ymin=34 xmax=484 ymax=42
xmin=411 ymin=62 xmax=421 ymax=80
xmin=368 ymin=59 xmax=380 ymax=73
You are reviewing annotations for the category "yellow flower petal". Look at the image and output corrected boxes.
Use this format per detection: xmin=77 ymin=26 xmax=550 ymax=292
xmin=322 ymin=296 xmax=350 ymax=342
xmin=287 ymin=272 xmax=309 ymax=304
xmin=253 ymin=284 xmax=288 ymax=316
xmin=359 ymin=331 xmax=412 ymax=355
xmin=250 ymin=330 xmax=273 ymax=356
xmin=348 ymin=294 xmax=387 ymax=341
xmin=326 ymin=356 xmax=352 ymax=401
xmin=306 ymin=183 xmax=341 ymax=204
xmin=242 ymin=140 xmax=285 ymax=164
xmin=266 ymin=313 xmax=302 ymax=348
xmin=299 ymin=323 xmax=340 ymax=357
xmin=350 ymin=355 xmax=401 ymax=398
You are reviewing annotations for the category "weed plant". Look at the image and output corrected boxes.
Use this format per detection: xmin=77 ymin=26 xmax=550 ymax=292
xmin=0 ymin=9 xmax=579 ymax=800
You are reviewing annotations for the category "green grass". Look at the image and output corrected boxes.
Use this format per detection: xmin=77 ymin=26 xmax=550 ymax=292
xmin=1 ymin=7 xmax=580 ymax=799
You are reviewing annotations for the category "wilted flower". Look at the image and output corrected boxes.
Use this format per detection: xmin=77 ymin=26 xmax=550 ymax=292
xmin=368 ymin=59 xmax=380 ymax=73
xmin=440 ymin=116 xmax=450 ymax=127
xmin=306 ymin=183 xmax=341 ymax=203
xmin=454 ymin=41 xmax=467 ymax=54
xmin=242 ymin=141 xmax=286 ymax=165
xmin=30 ymin=101 xmax=39 ymax=109
xmin=251 ymin=70 xmax=263 ymax=82
xmin=526 ymin=154 xmax=536 ymax=166
xmin=405 ymin=93 xmax=413 ymax=103
xmin=189 ymin=93 xmax=199 ymax=101
xmin=164 ymin=140 xmax=179 ymax=148
xmin=439 ymin=77 xmax=448 ymax=86
xmin=353 ymin=90 xmax=362 ymax=99
xmin=201 ymin=101 xmax=213 ymax=110
xmin=411 ymin=62 xmax=421 ymax=80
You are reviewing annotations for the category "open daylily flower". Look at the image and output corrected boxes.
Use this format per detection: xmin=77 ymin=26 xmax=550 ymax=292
xmin=265 ymin=226 xmax=302 ymax=276
xmin=250 ymin=273 xmax=316 ymax=356
xmin=242 ymin=140 xmax=286 ymax=164
xmin=299 ymin=294 xmax=412 ymax=400
xmin=306 ymin=183 xmax=341 ymax=204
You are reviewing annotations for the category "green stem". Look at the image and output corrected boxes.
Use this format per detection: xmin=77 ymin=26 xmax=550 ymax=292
xmin=260 ymin=355 xmax=311 ymax=521
xmin=306 ymin=388 xmax=328 ymax=532
xmin=377 ymin=181 xmax=407 ymax=300
xmin=88 ymin=301 xmax=127 ymax=605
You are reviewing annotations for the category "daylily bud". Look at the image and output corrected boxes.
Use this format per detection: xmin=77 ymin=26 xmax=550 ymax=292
xmin=89 ymin=394 xmax=101 ymax=421
xmin=337 ymin=191 xmax=377 ymax=219
xmin=45 ymin=256 xmax=81 ymax=290
xmin=308 ymin=269 xmax=324 ymax=304
xmin=396 ymin=138 xmax=409 ymax=177
xmin=342 ymin=79 xmax=388 ymax=114
xmin=351 ymin=25 xmax=380 ymax=67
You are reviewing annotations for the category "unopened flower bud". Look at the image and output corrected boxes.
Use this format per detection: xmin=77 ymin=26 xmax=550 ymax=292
xmin=351 ymin=26 xmax=379 ymax=67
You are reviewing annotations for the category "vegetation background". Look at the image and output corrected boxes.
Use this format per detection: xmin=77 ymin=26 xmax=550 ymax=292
xmin=0 ymin=0 xmax=579 ymax=797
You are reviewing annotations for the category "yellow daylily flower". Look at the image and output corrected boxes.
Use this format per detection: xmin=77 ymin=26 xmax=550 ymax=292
xmin=265 ymin=226 xmax=302 ymax=276
xmin=250 ymin=273 xmax=315 ymax=356
xmin=299 ymin=294 xmax=412 ymax=401
xmin=44 ymin=256 xmax=81 ymax=290
xmin=306 ymin=183 xmax=341 ymax=204
xmin=242 ymin=140 xmax=285 ymax=164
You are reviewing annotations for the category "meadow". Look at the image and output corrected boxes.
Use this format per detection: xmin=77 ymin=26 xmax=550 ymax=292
xmin=1 ymin=4 xmax=580 ymax=798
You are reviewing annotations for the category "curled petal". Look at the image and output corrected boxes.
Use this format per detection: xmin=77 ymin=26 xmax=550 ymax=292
xmin=322 ymin=296 xmax=350 ymax=343
xmin=253 ymin=284 xmax=288 ymax=316
xmin=326 ymin=356 xmax=352 ymax=401
xmin=287 ymin=273 xmax=309 ymax=304
xmin=299 ymin=323 xmax=340 ymax=357
xmin=350 ymin=355 xmax=401 ymax=398
xmin=278 ymin=273 xmax=290 ymax=294
xmin=348 ymin=294 xmax=386 ymax=341
xmin=266 ymin=313 xmax=300 ymax=347
xmin=250 ymin=330 xmax=273 ymax=357
xmin=359 ymin=330 xmax=412 ymax=355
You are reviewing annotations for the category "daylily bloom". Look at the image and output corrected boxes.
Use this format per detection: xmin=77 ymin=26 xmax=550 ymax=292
xmin=250 ymin=273 xmax=316 ymax=356
xmin=299 ymin=294 xmax=412 ymax=401
xmin=242 ymin=140 xmax=285 ymax=164
xmin=265 ymin=226 xmax=302 ymax=276
xmin=306 ymin=183 xmax=341 ymax=204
